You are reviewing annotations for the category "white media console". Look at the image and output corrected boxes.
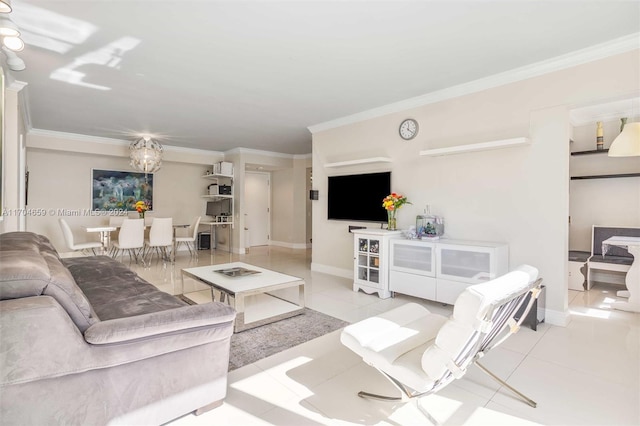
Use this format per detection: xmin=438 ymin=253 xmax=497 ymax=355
xmin=352 ymin=229 xmax=508 ymax=303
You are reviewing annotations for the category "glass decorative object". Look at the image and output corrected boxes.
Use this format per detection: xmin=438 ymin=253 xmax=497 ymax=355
xmin=416 ymin=205 xmax=444 ymax=238
xmin=387 ymin=210 xmax=397 ymax=231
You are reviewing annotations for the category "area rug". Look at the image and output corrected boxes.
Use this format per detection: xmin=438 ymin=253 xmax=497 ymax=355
xmin=228 ymin=308 xmax=349 ymax=371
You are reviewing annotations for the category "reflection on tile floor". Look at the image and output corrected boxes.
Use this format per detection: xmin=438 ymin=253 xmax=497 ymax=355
xmin=127 ymin=246 xmax=640 ymax=425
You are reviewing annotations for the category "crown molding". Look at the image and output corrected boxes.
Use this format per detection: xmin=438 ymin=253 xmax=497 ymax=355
xmin=224 ymin=146 xmax=308 ymax=159
xmin=308 ymin=33 xmax=640 ymax=134
xmin=5 ymin=79 xmax=27 ymax=92
xmin=27 ymin=128 xmax=224 ymax=157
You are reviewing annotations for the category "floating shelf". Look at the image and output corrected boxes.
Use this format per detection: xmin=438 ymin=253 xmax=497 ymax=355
xmin=201 ymin=194 xmax=233 ymax=199
xmin=571 ymin=149 xmax=609 ymax=156
xmin=419 ymin=137 xmax=530 ymax=157
xmin=202 ymin=173 xmax=234 ymax=179
xmin=571 ymin=173 xmax=640 ymax=180
xmin=324 ymin=157 xmax=392 ymax=168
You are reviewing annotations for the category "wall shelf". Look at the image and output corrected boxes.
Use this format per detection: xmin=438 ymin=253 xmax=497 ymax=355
xmin=419 ymin=137 xmax=530 ymax=157
xmin=571 ymin=173 xmax=640 ymax=180
xmin=324 ymin=157 xmax=392 ymax=168
xmin=571 ymin=149 xmax=609 ymax=156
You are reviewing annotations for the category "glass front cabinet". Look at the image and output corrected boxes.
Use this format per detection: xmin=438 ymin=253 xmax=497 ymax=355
xmin=352 ymin=230 xmax=403 ymax=299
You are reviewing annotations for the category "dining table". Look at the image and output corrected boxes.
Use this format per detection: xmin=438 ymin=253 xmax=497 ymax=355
xmin=83 ymin=225 xmax=117 ymax=254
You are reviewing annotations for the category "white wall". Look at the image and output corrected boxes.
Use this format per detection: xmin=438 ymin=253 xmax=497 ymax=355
xmin=271 ymin=157 xmax=310 ymax=248
xmin=25 ymin=132 xmax=223 ymax=253
xmin=311 ymin=50 xmax=640 ymax=326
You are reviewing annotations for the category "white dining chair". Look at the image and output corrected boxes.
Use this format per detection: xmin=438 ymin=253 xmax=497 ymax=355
xmin=110 ymin=218 xmax=145 ymax=265
xmin=58 ymin=218 xmax=103 ymax=256
xmin=175 ymin=216 xmax=201 ymax=258
xmin=144 ymin=217 xmax=173 ymax=263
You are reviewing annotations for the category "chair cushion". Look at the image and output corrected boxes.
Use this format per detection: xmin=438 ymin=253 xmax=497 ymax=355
xmin=341 ymin=302 xmax=448 ymax=392
xmin=421 ymin=267 xmax=535 ymax=381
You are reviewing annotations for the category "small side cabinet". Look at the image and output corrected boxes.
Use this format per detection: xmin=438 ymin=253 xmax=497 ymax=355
xmin=352 ymin=229 xmax=403 ymax=299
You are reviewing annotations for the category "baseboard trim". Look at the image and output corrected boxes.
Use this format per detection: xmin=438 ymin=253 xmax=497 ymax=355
xmin=544 ymin=308 xmax=571 ymax=327
xmin=311 ymin=262 xmax=352 ymax=279
xmin=269 ymin=240 xmax=309 ymax=249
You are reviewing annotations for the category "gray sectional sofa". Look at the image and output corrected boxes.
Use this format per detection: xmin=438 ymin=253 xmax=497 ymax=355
xmin=0 ymin=232 xmax=237 ymax=425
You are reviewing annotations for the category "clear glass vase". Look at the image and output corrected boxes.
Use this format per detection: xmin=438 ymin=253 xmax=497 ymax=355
xmin=387 ymin=210 xmax=397 ymax=231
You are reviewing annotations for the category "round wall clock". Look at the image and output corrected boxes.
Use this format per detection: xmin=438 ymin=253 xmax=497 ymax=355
xmin=399 ymin=118 xmax=419 ymax=140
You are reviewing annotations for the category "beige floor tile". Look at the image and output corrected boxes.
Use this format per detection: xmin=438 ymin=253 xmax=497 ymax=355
xmin=127 ymin=246 xmax=640 ymax=426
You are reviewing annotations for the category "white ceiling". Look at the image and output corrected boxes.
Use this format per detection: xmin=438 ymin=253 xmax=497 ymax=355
xmin=8 ymin=1 xmax=640 ymax=155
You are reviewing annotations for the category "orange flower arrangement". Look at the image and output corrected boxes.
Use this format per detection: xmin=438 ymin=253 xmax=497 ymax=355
xmin=382 ymin=193 xmax=410 ymax=211
xmin=382 ymin=193 xmax=410 ymax=230
xmin=135 ymin=200 xmax=149 ymax=218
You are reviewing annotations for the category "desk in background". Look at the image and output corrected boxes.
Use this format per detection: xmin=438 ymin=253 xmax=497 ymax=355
xmin=201 ymin=221 xmax=233 ymax=253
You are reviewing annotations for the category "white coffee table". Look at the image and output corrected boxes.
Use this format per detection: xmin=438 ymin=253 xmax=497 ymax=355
xmin=180 ymin=262 xmax=305 ymax=332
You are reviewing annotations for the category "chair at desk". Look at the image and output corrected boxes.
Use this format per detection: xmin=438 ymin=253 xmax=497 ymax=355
xmin=144 ymin=217 xmax=173 ymax=263
xmin=175 ymin=216 xmax=201 ymax=259
xmin=110 ymin=218 xmax=145 ymax=264
xmin=58 ymin=218 xmax=103 ymax=256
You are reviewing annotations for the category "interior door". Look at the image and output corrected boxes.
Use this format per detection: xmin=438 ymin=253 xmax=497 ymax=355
xmin=245 ymin=172 xmax=270 ymax=247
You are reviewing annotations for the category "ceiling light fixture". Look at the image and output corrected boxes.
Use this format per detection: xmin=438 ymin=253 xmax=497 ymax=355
xmin=0 ymin=16 xmax=18 ymax=36
xmin=2 ymin=46 xmax=23 ymax=70
xmin=609 ymin=99 xmax=640 ymax=157
xmin=0 ymin=0 xmax=11 ymax=14
xmin=0 ymin=0 xmax=25 ymax=71
xmin=2 ymin=34 xmax=23 ymax=51
xmin=129 ymin=136 xmax=164 ymax=175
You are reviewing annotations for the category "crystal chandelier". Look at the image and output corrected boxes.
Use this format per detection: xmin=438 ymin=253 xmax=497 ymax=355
xmin=129 ymin=136 xmax=164 ymax=174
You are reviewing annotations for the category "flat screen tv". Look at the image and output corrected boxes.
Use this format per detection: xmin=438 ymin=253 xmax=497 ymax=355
xmin=328 ymin=172 xmax=390 ymax=222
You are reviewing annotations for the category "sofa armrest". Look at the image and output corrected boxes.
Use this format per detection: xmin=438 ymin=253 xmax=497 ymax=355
xmin=84 ymin=302 xmax=236 ymax=344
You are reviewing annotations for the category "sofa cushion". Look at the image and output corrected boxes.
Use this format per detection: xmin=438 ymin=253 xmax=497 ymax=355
xmin=63 ymin=256 xmax=187 ymax=320
xmin=0 ymin=233 xmax=97 ymax=332
xmin=0 ymin=251 xmax=50 ymax=299
xmin=0 ymin=232 xmax=42 ymax=253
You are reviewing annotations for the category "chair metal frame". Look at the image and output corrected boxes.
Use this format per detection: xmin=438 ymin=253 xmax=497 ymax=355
xmin=353 ymin=277 xmax=544 ymax=424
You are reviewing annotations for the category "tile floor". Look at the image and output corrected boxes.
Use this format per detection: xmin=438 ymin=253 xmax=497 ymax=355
xmin=128 ymin=246 xmax=639 ymax=426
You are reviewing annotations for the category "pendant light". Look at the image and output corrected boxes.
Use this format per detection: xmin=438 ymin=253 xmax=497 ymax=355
xmin=609 ymin=99 xmax=640 ymax=157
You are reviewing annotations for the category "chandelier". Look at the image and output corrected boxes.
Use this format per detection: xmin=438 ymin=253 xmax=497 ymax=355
xmin=0 ymin=0 xmax=26 ymax=71
xmin=129 ymin=136 xmax=164 ymax=174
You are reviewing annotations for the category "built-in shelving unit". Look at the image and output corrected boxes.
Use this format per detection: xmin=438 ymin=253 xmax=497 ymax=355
xmin=324 ymin=157 xmax=392 ymax=168
xmin=419 ymin=137 xmax=530 ymax=157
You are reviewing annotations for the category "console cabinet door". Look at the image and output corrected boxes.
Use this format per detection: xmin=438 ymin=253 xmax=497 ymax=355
xmin=436 ymin=244 xmax=496 ymax=284
xmin=390 ymin=240 xmax=436 ymax=277
xmin=354 ymin=237 xmax=382 ymax=289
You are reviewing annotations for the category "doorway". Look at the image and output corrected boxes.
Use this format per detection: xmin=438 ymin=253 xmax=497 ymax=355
xmin=245 ymin=172 xmax=271 ymax=247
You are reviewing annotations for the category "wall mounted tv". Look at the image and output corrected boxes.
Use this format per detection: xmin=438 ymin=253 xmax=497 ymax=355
xmin=327 ymin=172 xmax=390 ymax=222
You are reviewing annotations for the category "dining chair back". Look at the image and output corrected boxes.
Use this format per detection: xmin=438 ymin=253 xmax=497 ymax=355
xmin=58 ymin=218 xmax=103 ymax=256
xmin=145 ymin=218 xmax=173 ymax=263
xmin=111 ymin=218 xmax=145 ymax=264
xmin=175 ymin=216 xmax=201 ymax=258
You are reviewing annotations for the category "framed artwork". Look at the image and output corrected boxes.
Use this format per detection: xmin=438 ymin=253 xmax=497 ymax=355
xmin=91 ymin=169 xmax=153 ymax=211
